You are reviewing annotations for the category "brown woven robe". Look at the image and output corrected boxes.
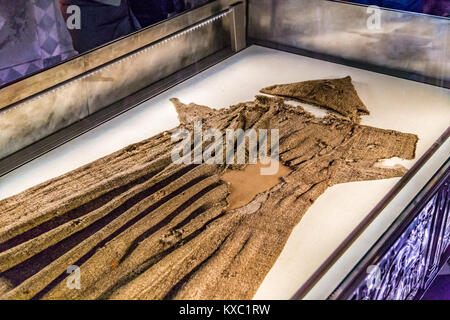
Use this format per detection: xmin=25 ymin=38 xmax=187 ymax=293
xmin=0 ymin=91 xmax=417 ymax=300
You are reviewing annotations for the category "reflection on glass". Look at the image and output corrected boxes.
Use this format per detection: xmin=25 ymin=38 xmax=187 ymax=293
xmin=344 ymin=0 xmax=449 ymax=16
xmin=0 ymin=0 xmax=213 ymax=87
xmin=0 ymin=0 xmax=77 ymax=87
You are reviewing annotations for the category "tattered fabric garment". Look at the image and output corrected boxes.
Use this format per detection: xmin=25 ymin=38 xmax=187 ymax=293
xmin=0 ymin=94 xmax=417 ymax=300
xmin=260 ymin=76 xmax=370 ymax=123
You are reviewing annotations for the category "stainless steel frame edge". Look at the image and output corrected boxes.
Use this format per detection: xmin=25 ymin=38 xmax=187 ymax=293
xmin=247 ymin=0 xmax=450 ymax=88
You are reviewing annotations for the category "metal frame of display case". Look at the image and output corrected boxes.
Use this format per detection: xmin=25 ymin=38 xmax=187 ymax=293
xmin=247 ymin=0 xmax=450 ymax=88
xmin=0 ymin=0 xmax=246 ymax=174
xmin=0 ymin=0 xmax=246 ymax=109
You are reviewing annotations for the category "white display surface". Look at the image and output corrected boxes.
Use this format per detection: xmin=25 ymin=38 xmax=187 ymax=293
xmin=1 ymin=46 xmax=449 ymax=299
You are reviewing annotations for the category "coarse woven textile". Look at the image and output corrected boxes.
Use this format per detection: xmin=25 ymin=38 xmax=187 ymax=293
xmin=0 ymin=79 xmax=418 ymax=299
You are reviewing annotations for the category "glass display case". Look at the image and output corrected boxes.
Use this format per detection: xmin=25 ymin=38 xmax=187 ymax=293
xmin=0 ymin=0 xmax=448 ymax=300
